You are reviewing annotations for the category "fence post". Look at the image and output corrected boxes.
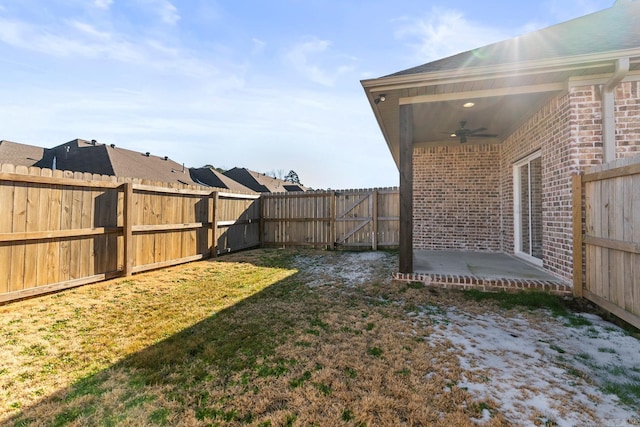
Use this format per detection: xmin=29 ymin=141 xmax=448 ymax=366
xmin=372 ymin=189 xmax=378 ymax=250
xmin=572 ymin=173 xmax=583 ymax=297
xmin=212 ymin=191 xmax=219 ymax=257
xmin=123 ymin=182 xmax=133 ymax=276
xmin=329 ymin=191 xmax=336 ymax=250
xmin=258 ymin=195 xmax=264 ymax=248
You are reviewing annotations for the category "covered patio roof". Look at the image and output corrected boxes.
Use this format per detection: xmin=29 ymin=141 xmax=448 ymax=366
xmin=361 ymin=1 xmax=640 ymax=275
xmin=362 ymin=1 xmax=640 ymax=166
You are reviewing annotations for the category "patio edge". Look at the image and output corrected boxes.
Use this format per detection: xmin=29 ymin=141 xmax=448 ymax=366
xmin=392 ymin=272 xmax=573 ymax=296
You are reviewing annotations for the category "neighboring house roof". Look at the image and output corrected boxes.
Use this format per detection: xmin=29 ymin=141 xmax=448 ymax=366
xmin=2 ymin=139 xmax=309 ymax=191
xmin=189 ymin=167 xmax=255 ymax=193
xmin=361 ymin=0 xmax=640 ymax=167
xmin=283 ymin=185 xmax=305 ymax=192
xmin=223 ymin=167 xmax=307 ymax=193
xmin=389 ymin=0 xmax=640 ymax=77
xmin=44 ymin=139 xmax=200 ymax=186
xmin=0 ymin=140 xmax=45 ymax=167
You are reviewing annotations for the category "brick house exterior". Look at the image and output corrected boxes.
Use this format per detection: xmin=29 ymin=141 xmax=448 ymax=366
xmin=362 ymin=1 xmax=640 ymax=282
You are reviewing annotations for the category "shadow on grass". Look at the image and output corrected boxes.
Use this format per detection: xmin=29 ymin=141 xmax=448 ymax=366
xmin=7 ymin=250 xmax=318 ymax=426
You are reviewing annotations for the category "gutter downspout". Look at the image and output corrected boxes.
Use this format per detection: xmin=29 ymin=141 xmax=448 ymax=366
xmin=601 ymin=57 xmax=630 ymax=163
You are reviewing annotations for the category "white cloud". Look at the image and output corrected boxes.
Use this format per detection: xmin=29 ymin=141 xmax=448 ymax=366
xmin=251 ymin=38 xmax=266 ymax=55
xmin=394 ymin=8 xmax=512 ymax=64
xmin=285 ymin=37 xmax=355 ymax=87
xmin=135 ymin=0 xmax=180 ymax=25
xmin=0 ymin=17 xmax=128 ymax=59
xmin=70 ymin=20 xmax=112 ymax=40
xmin=155 ymin=0 xmax=180 ymax=25
xmin=94 ymin=0 xmax=113 ymax=10
xmin=0 ymin=15 xmax=221 ymax=80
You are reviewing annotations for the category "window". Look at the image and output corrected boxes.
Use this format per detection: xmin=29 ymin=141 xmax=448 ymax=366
xmin=513 ymin=152 xmax=543 ymax=266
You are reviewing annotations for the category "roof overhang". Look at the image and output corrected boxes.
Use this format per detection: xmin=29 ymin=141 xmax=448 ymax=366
xmin=362 ymin=49 xmax=640 ymax=167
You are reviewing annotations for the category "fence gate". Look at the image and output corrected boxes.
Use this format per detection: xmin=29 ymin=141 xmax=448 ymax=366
xmin=573 ymin=158 xmax=640 ymax=329
xmin=334 ymin=191 xmax=376 ymax=248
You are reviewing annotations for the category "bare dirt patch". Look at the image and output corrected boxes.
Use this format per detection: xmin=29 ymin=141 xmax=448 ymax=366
xmin=1 ymin=249 xmax=638 ymax=426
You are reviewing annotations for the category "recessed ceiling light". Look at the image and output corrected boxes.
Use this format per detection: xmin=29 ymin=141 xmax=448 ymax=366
xmin=463 ymin=102 xmax=475 ymax=108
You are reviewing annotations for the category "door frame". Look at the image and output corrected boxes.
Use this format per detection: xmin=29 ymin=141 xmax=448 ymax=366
xmin=513 ymin=150 xmax=543 ymax=266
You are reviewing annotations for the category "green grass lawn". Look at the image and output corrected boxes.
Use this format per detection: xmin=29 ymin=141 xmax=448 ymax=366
xmin=1 ymin=249 xmax=637 ymax=426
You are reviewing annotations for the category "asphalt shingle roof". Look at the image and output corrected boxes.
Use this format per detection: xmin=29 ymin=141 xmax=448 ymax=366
xmin=47 ymin=139 xmax=199 ymax=185
xmin=223 ymin=167 xmax=307 ymax=193
xmin=388 ymin=1 xmax=640 ymax=77
xmin=190 ymin=167 xmax=255 ymax=193
xmin=0 ymin=140 xmax=45 ymax=167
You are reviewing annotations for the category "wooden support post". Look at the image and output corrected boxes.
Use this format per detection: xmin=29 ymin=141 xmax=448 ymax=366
xmin=123 ymin=182 xmax=134 ymax=276
xmin=399 ymin=104 xmax=413 ymax=273
xmin=572 ymin=173 xmax=583 ymax=297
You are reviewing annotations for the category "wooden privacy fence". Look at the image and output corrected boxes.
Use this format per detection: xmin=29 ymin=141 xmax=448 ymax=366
xmin=0 ymin=164 xmax=260 ymax=303
xmin=573 ymin=157 xmax=640 ymax=329
xmin=261 ymin=188 xmax=399 ymax=249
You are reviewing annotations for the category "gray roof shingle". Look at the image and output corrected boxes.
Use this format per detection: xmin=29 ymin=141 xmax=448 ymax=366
xmin=189 ymin=167 xmax=255 ymax=193
xmin=0 ymin=140 xmax=45 ymax=167
xmin=223 ymin=167 xmax=307 ymax=193
xmin=46 ymin=139 xmax=199 ymax=185
xmin=387 ymin=1 xmax=640 ymax=77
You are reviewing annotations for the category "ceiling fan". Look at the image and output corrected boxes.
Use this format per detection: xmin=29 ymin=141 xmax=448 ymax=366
xmin=448 ymin=121 xmax=498 ymax=143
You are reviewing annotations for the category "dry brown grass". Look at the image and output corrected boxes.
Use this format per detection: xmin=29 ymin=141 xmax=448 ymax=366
xmin=0 ymin=248 xmax=587 ymax=426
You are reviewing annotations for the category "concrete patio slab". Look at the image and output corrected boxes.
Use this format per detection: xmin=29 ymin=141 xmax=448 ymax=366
xmin=392 ymin=250 xmax=573 ymax=296
xmin=413 ymin=251 xmax=559 ymax=281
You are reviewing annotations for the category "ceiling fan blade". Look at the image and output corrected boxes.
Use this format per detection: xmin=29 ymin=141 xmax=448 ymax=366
xmin=469 ymin=133 xmax=498 ymax=138
xmin=443 ymin=121 xmax=495 ymax=143
xmin=467 ymin=127 xmax=488 ymax=134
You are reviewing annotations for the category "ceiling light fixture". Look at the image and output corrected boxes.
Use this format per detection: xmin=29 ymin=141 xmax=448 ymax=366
xmin=463 ymin=102 xmax=475 ymax=108
xmin=374 ymin=94 xmax=387 ymax=104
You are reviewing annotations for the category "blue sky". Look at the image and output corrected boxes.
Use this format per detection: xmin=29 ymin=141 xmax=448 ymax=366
xmin=0 ymin=0 xmax=614 ymax=189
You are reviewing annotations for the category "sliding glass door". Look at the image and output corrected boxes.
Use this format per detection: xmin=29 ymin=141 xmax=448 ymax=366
xmin=513 ymin=152 xmax=543 ymax=265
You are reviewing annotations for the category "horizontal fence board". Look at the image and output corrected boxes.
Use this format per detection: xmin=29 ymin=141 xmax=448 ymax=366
xmin=584 ymin=235 xmax=640 ymax=254
xmin=132 ymin=223 xmax=205 ymax=233
xmin=131 ymin=254 xmax=207 ymax=274
xmin=0 ymin=227 xmax=122 ymax=242
xmin=583 ymin=290 xmax=640 ymax=330
xmin=0 ymin=272 xmax=122 ymax=304
xmin=0 ymin=171 xmax=122 ymax=189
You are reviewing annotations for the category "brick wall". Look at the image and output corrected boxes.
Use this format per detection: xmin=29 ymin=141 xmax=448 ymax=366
xmin=616 ymin=80 xmax=640 ymax=157
xmin=411 ymin=80 xmax=640 ymax=282
xmin=501 ymin=93 xmax=573 ymax=281
xmin=413 ymin=144 xmax=502 ymax=251
xmin=569 ymin=81 xmax=640 ymax=169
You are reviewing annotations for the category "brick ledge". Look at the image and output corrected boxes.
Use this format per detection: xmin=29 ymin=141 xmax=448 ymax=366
xmin=392 ymin=272 xmax=572 ymax=296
